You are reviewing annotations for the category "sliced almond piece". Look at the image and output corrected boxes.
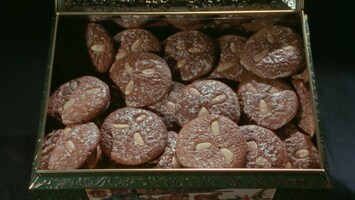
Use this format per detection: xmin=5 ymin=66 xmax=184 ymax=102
xmin=176 ymin=44 xmax=184 ymax=50
xmin=188 ymin=87 xmax=201 ymax=97
xmin=255 ymin=156 xmax=269 ymax=167
xmin=124 ymin=62 xmax=132 ymax=72
xmin=268 ymin=87 xmax=280 ymax=94
xmin=177 ymin=59 xmax=187 ymax=69
xmin=266 ymin=33 xmax=275 ymax=43
xmin=247 ymin=141 xmax=258 ymax=155
xmin=198 ymin=107 xmax=209 ymax=116
xmin=133 ymin=133 xmax=145 ymax=146
xmin=259 ymin=99 xmax=269 ymax=114
xmin=220 ymin=148 xmax=234 ymax=163
xmin=188 ymin=47 xmax=202 ymax=53
xmin=282 ymin=45 xmax=296 ymax=52
xmin=142 ymin=68 xmax=155 ymax=75
xmin=63 ymin=127 xmax=72 ymax=134
xmin=91 ymin=44 xmax=105 ymax=53
xmin=211 ymin=121 xmax=220 ymax=136
xmin=41 ymin=143 xmax=56 ymax=155
xmin=125 ymin=80 xmax=135 ymax=95
xmin=196 ymin=142 xmax=212 ymax=152
xmin=212 ymin=93 xmax=227 ymax=104
xmin=230 ymin=42 xmax=237 ymax=53
xmin=245 ymin=83 xmax=258 ymax=93
xmin=253 ymin=49 xmax=268 ymax=62
xmin=216 ymin=63 xmax=233 ymax=72
xmin=85 ymin=88 xmax=101 ymax=94
xmin=135 ymin=114 xmax=147 ymax=123
xmin=69 ymin=81 xmax=78 ymax=91
xmin=294 ymin=149 xmax=309 ymax=159
xmin=65 ymin=140 xmax=76 ymax=154
xmin=131 ymin=38 xmax=143 ymax=52
xmin=112 ymin=123 xmax=130 ymax=129
xmin=166 ymin=101 xmax=176 ymax=113
xmin=116 ymin=49 xmax=126 ymax=60
xmin=285 ymin=162 xmax=292 ymax=169
xmin=63 ymin=99 xmax=76 ymax=110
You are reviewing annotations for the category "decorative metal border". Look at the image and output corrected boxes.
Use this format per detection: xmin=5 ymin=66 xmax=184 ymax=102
xmin=56 ymin=0 xmax=300 ymax=12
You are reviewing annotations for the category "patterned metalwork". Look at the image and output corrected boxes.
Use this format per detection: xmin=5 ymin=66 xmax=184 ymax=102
xmin=56 ymin=0 xmax=298 ymax=12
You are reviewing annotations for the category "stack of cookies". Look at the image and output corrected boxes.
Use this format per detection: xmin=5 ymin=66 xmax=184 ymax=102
xmin=40 ymin=15 xmax=320 ymax=170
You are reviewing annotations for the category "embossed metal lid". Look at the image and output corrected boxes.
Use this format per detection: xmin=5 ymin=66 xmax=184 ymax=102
xmin=55 ymin=0 xmax=304 ymax=13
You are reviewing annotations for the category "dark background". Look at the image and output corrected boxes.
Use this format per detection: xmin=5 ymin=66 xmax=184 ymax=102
xmin=1 ymin=0 xmax=354 ymax=199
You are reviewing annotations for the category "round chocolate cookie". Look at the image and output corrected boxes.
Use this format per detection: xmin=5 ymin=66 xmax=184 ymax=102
xmin=113 ymin=15 xmax=151 ymax=28
xmin=292 ymin=79 xmax=316 ymax=138
xmin=81 ymin=145 xmax=102 ymax=169
xmin=240 ymin=26 xmax=305 ymax=79
xmin=148 ymin=81 xmax=185 ymax=130
xmin=165 ymin=15 xmax=206 ymax=30
xmin=240 ymin=125 xmax=288 ymax=168
xmin=283 ymin=132 xmax=320 ymax=169
xmin=154 ymin=131 xmax=181 ymax=168
xmin=164 ymin=30 xmax=216 ymax=81
xmin=48 ymin=76 xmax=110 ymax=126
xmin=86 ymin=23 xmax=116 ymax=73
xmin=237 ymin=78 xmax=298 ymax=130
xmin=40 ymin=129 xmax=62 ymax=169
xmin=210 ymin=35 xmax=248 ymax=82
xmin=176 ymin=115 xmax=247 ymax=168
xmin=113 ymin=29 xmax=161 ymax=61
xmin=109 ymin=52 xmax=172 ymax=107
xmin=41 ymin=123 xmax=101 ymax=170
xmin=100 ymin=107 xmax=167 ymax=165
xmin=239 ymin=17 xmax=280 ymax=33
xmin=175 ymin=80 xmax=240 ymax=127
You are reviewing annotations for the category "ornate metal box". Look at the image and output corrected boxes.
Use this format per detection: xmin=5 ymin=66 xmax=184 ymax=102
xmin=30 ymin=0 xmax=330 ymax=199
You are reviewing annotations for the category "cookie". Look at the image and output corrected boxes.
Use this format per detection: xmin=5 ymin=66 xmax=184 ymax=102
xmin=237 ymin=78 xmax=298 ymax=130
xmin=239 ymin=17 xmax=280 ymax=33
xmin=113 ymin=29 xmax=161 ymax=61
xmin=109 ymin=52 xmax=172 ymax=107
xmin=175 ymin=80 xmax=240 ymax=127
xmin=292 ymin=68 xmax=309 ymax=83
xmin=283 ymin=132 xmax=320 ymax=169
xmin=240 ymin=26 xmax=305 ymax=79
xmin=113 ymin=15 xmax=151 ymax=28
xmin=86 ymin=23 xmax=116 ymax=73
xmin=153 ymin=131 xmax=181 ymax=168
xmin=292 ymin=79 xmax=316 ymax=138
xmin=40 ymin=129 xmax=62 ymax=169
xmin=41 ymin=123 xmax=101 ymax=170
xmin=164 ymin=31 xmax=216 ymax=81
xmin=165 ymin=15 xmax=206 ymax=30
xmin=81 ymin=145 xmax=102 ymax=169
xmin=148 ymin=81 xmax=185 ymax=130
xmin=100 ymin=107 xmax=167 ymax=165
xmin=210 ymin=35 xmax=248 ymax=82
xmin=210 ymin=14 xmax=248 ymax=29
xmin=48 ymin=76 xmax=110 ymax=126
xmin=176 ymin=115 xmax=247 ymax=168
xmin=240 ymin=125 xmax=288 ymax=168
xmin=275 ymin=122 xmax=300 ymax=141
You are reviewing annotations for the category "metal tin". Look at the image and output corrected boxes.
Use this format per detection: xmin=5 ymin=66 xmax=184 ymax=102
xmin=30 ymin=1 xmax=330 ymax=199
